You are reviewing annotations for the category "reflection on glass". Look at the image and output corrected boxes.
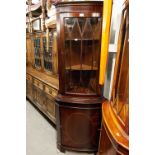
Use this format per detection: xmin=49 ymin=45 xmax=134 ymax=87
xmin=34 ymin=37 xmax=41 ymax=68
xmin=64 ymin=17 xmax=102 ymax=95
xmin=109 ymin=21 xmax=116 ymax=44
xmin=43 ymin=36 xmax=52 ymax=72
xmin=112 ymin=8 xmax=129 ymax=126
xmin=113 ymin=51 xmax=129 ymax=124
xmin=43 ymin=30 xmax=58 ymax=75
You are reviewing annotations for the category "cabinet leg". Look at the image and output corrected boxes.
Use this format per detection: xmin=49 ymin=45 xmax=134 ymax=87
xmin=95 ymin=152 xmax=99 ymax=155
xmin=57 ymin=144 xmax=66 ymax=153
xmin=59 ymin=147 xmax=65 ymax=153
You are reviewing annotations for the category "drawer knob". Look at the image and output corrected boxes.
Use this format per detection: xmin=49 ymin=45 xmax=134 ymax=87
xmin=49 ymin=90 xmax=53 ymax=94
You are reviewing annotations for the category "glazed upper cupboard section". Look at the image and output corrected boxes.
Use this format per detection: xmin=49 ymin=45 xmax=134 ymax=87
xmin=51 ymin=30 xmax=58 ymax=75
xmin=56 ymin=0 xmax=103 ymax=95
xmin=64 ymin=17 xmax=102 ymax=95
xmin=33 ymin=30 xmax=58 ymax=75
xmin=111 ymin=5 xmax=129 ymax=131
xmin=64 ymin=18 xmax=101 ymax=40
xmin=34 ymin=36 xmax=42 ymax=68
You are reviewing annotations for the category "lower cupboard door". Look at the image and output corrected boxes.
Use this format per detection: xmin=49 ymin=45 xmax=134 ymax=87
xmin=59 ymin=105 xmax=101 ymax=150
xmin=33 ymin=86 xmax=44 ymax=108
xmin=46 ymin=96 xmax=56 ymax=121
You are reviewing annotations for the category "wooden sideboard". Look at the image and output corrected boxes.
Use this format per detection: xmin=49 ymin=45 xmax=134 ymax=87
xmin=26 ymin=66 xmax=59 ymax=124
xmin=26 ymin=1 xmax=58 ymax=124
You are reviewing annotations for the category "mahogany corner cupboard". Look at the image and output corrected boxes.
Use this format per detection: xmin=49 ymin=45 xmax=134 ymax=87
xmin=55 ymin=1 xmax=104 ymax=153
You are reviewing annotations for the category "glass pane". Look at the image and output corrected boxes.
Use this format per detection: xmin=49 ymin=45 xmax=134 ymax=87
xmin=64 ymin=17 xmax=102 ymax=95
xmin=43 ymin=30 xmax=58 ymax=74
xmin=43 ymin=35 xmax=52 ymax=72
xmin=34 ymin=37 xmax=41 ymax=68
xmin=82 ymin=18 xmax=93 ymax=39
xmin=115 ymin=41 xmax=129 ymax=124
xmin=112 ymin=8 xmax=129 ymax=125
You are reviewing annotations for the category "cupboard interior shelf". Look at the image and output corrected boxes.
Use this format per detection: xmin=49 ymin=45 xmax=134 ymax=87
xmin=65 ymin=38 xmax=100 ymax=41
xmin=65 ymin=64 xmax=98 ymax=70
xmin=66 ymin=86 xmax=95 ymax=94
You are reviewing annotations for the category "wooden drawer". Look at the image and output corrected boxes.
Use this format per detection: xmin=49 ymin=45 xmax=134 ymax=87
xmin=33 ymin=78 xmax=43 ymax=90
xmin=33 ymin=86 xmax=44 ymax=106
xmin=45 ymin=85 xmax=58 ymax=98
xmin=26 ymin=74 xmax=32 ymax=82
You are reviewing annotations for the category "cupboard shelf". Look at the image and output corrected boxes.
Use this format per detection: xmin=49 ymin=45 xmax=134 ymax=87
xmin=65 ymin=64 xmax=98 ymax=70
xmin=65 ymin=38 xmax=100 ymax=41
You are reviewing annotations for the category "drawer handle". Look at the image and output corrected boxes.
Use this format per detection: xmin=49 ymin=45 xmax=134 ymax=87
xmin=53 ymin=92 xmax=56 ymax=96
xmin=49 ymin=90 xmax=53 ymax=94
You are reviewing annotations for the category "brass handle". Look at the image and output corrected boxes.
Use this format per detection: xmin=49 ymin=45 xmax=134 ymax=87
xmin=49 ymin=89 xmax=52 ymax=94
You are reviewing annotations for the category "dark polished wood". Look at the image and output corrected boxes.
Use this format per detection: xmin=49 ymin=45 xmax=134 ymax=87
xmin=55 ymin=1 xmax=103 ymax=94
xmin=97 ymin=1 xmax=129 ymax=155
xmin=56 ymin=96 xmax=103 ymax=153
xmin=55 ymin=1 xmax=103 ymax=153
xmin=98 ymin=101 xmax=129 ymax=155
xmin=97 ymin=123 xmax=117 ymax=155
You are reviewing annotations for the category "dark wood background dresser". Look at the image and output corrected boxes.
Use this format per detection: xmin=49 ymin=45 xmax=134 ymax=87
xmin=26 ymin=1 xmax=59 ymax=124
